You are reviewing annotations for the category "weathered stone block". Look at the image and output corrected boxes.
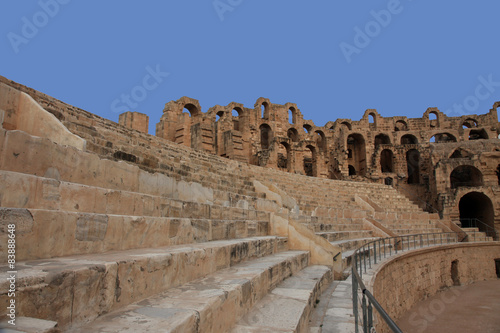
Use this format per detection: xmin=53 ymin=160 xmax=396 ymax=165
xmin=75 ymin=214 xmax=108 ymax=242
xmin=0 ymin=208 xmax=33 ymax=234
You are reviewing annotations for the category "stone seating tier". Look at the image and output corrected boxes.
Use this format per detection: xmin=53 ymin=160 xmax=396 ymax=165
xmin=0 ymin=236 xmax=297 ymax=330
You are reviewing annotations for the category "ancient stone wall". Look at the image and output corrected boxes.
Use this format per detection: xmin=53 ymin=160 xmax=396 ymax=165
xmin=118 ymin=111 xmax=149 ymax=134
xmin=369 ymin=243 xmax=500 ymax=333
xmin=1 ymin=75 xmax=499 ymax=236
xmin=153 ymin=95 xmax=500 ymax=235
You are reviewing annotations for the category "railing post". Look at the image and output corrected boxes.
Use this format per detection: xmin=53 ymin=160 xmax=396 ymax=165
xmin=362 ymin=294 xmax=368 ymax=333
xmin=352 ymin=269 xmax=359 ymax=333
xmin=383 ymin=238 xmax=386 ymax=258
xmin=363 ymin=246 xmax=367 ymax=274
xmin=374 ymin=243 xmax=377 ymax=264
xmin=368 ymin=300 xmax=373 ymax=331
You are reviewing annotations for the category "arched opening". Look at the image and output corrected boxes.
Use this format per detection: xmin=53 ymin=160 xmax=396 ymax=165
xmin=430 ymin=133 xmax=457 ymax=143
xmin=429 ymin=111 xmax=438 ymax=128
xmin=315 ymin=130 xmax=326 ymax=151
xmin=395 ymin=120 xmax=408 ymax=131
xmin=348 ymin=165 xmax=356 ymax=176
xmin=178 ymin=103 xmax=202 ymax=148
xmin=214 ymin=111 xmax=226 ymax=157
xmin=406 ymin=149 xmax=420 ymax=184
xmin=261 ymin=102 xmax=269 ymax=119
xmin=277 ymin=142 xmax=291 ymax=172
xmin=341 ymin=122 xmax=352 ymax=131
xmin=215 ymin=110 xmax=224 ymax=122
xmin=401 ymin=134 xmax=418 ymax=145
xmin=288 ymin=107 xmax=296 ymax=124
xmin=347 ymin=134 xmax=366 ymax=176
xmin=369 ymin=114 xmax=375 ymax=124
xmin=380 ymin=149 xmax=394 ymax=173
xmin=303 ymin=124 xmax=312 ymax=133
xmin=287 ymin=128 xmax=299 ymax=142
xmin=462 ymin=118 xmax=478 ymax=129
xmin=375 ymin=134 xmax=391 ymax=146
xmin=260 ymin=124 xmax=272 ymax=150
xmin=459 ymin=192 xmax=495 ymax=235
xmin=450 ymin=148 xmax=472 ymax=159
xmin=469 ymin=129 xmax=488 ymax=140
xmin=450 ymin=165 xmax=483 ymax=189
xmin=232 ymin=108 xmax=241 ymax=131
xmin=303 ymin=145 xmax=316 ymax=177
xmin=184 ymin=103 xmax=200 ymax=118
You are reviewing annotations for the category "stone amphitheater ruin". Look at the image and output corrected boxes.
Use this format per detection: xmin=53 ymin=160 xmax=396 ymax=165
xmin=0 ymin=75 xmax=499 ymax=332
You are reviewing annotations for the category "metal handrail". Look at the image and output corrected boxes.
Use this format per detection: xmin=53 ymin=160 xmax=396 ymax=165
xmin=459 ymin=217 xmax=499 ymax=240
xmin=351 ymin=230 xmax=492 ymax=333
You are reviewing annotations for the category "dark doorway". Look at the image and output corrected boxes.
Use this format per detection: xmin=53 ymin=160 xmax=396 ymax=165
xmin=347 ymin=134 xmax=366 ymax=176
xmin=451 ymin=260 xmax=460 ymax=286
xmin=348 ymin=165 xmax=356 ymax=176
xmin=260 ymin=124 xmax=272 ymax=149
xmin=406 ymin=149 xmax=420 ymax=184
xmin=459 ymin=192 xmax=495 ymax=234
xmin=381 ymin=149 xmax=394 ymax=173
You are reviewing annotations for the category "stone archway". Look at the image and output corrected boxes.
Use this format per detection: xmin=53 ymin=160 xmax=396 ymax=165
xmin=347 ymin=134 xmax=366 ymax=176
xmin=380 ymin=149 xmax=394 ymax=173
xmin=459 ymin=192 xmax=495 ymax=235
xmin=450 ymin=165 xmax=483 ymax=189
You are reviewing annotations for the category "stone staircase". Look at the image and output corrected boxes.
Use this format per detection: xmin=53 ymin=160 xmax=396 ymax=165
xmin=0 ymin=125 xmax=336 ymax=332
xmin=246 ymin=168 xmax=447 ymax=269
xmin=0 ymin=78 xmax=481 ymax=332
xmin=0 ymin=82 xmax=340 ymax=332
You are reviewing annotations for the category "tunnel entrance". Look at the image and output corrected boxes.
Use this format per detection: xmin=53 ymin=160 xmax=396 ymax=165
xmin=459 ymin=192 xmax=495 ymax=236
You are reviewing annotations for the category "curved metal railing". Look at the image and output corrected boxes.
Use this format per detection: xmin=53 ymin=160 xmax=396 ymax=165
xmin=351 ymin=230 xmax=492 ymax=333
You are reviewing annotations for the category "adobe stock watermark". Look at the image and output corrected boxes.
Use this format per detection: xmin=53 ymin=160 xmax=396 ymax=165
xmin=110 ymin=65 xmax=170 ymax=114
xmin=213 ymin=0 xmax=243 ymax=22
xmin=7 ymin=0 xmax=71 ymax=54
xmin=408 ymin=284 xmax=467 ymax=333
xmin=340 ymin=0 xmax=412 ymax=64
xmin=444 ymin=74 xmax=500 ymax=117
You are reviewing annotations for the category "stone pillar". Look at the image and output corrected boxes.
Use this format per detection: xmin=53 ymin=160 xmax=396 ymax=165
xmin=119 ymin=111 xmax=149 ymax=134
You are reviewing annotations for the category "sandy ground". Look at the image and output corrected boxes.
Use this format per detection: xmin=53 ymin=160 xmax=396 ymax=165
xmin=396 ymin=279 xmax=500 ymax=333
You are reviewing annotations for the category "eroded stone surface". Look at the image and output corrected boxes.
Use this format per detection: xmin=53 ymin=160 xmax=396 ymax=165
xmin=0 ymin=208 xmax=33 ymax=234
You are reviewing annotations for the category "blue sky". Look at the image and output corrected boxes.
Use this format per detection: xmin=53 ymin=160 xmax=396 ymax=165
xmin=1 ymin=1 xmax=499 ymax=134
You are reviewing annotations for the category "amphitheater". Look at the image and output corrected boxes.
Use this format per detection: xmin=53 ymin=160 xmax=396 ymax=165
xmin=0 ymin=75 xmax=499 ymax=332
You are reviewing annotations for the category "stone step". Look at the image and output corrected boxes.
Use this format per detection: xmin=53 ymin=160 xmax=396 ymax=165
xmin=0 ymin=130 xmax=261 ymax=210
xmin=303 ymin=223 xmax=367 ymax=233
xmin=232 ymin=265 xmax=332 ymax=333
xmin=0 ymin=208 xmax=271 ymax=261
xmin=0 ymin=170 xmax=269 ymax=221
xmin=310 ymin=278 xmax=356 ymax=332
xmin=316 ymin=230 xmax=374 ymax=242
xmin=392 ymin=228 xmax=443 ymax=235
xmin=69 ymin=251 xmax=310 ymax=332
xmin=330 ymin=238 xmax=379 ymax=253
xmin=0 ymin=236 xmax=288 ymax=329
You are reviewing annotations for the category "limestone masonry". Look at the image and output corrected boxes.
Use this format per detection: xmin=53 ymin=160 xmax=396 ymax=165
xmin=0 ymin=74 xmax=499 ymax=332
